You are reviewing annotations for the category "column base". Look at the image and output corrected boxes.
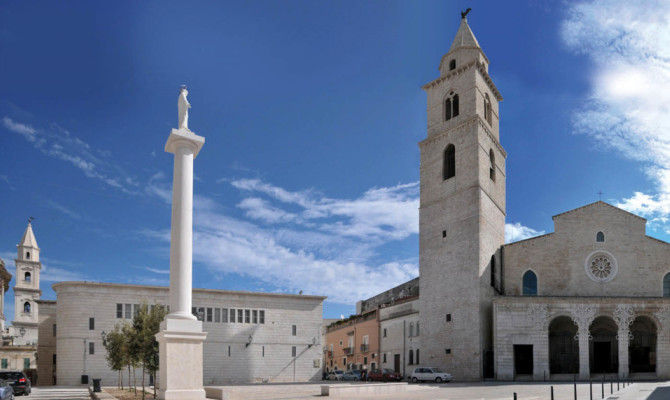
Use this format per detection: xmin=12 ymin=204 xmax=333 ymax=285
xmin=156 ymin=319 xmax=207 ymax=400
xmin=158 ymin=389 xmax=207 ymax=400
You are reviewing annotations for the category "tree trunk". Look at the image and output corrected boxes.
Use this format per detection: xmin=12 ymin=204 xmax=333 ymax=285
xmin=141 ymin=366 xmax=146 ymax=400
xmin=128 ymin=365 xmax=131 ymax=393
xmin=153 ymin=373 xmax=156 ymax=399
xmin=133 ymin=365 xmax=137 ymax=397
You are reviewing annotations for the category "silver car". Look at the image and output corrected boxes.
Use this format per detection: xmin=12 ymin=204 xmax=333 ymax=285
xmin=409 ymin=367 xmax=452 ymax=383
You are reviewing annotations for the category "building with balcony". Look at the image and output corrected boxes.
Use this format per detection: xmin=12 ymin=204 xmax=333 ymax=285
xmin=324 ymin=310 xmax=379 ymax=373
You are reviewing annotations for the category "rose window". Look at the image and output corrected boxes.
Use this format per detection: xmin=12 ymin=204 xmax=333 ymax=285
xmin=585 ymin=251 xmax=618 ymax=282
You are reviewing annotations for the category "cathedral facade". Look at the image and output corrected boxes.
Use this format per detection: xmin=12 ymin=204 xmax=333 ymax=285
xmin=417 ymin=15 xmax=670 ymax=381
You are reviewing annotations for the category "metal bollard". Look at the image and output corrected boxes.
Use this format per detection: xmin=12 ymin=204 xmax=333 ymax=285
xmin=551 ymin=385 xmax=554 ymax=400
xmin=513 ymin=393 xmax=517 ymax=400
xmin=574 ymin=375 xmax=577 ymax=400
xmin=617 ymin=380 xmax=619 ymax=391
xmin=590 ymin=379 xmax=593 ymax=400
xmin=610 ymin=379 xmax=613 ymax=394
xmin=601 ymin=376 xmax=605 ymax=399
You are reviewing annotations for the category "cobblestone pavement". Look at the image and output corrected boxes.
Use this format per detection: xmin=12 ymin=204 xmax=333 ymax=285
xmin=24 ymin=387 xmax=90 ymax=399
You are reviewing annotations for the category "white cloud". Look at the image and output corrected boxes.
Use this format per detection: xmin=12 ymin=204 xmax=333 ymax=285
xmin=46 ymin=200 xmax=82 ymax=220
xmin=561 ymin=1 xmax=670 ymax=229
xmin=505 ymin=222 xmax=545 ymax=243
xmin=145 ymin=267 xmax=170 ymax=275
xmin=3 ymin=117 xmax=37 ymax=142
xmin=41 ymin=265 xmax=86 ymax=282
xmin=3 ymin=116 xmax=137 ymax=193
xmin=232 ymin=179 xmax=419 ymax=242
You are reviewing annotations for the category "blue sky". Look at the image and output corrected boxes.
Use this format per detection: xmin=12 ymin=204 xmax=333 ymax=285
xmin=2 ymin=1 xmax=669 ymax=321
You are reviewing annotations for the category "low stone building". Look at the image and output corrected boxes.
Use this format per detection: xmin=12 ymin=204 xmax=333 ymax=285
xmin=379 ymin=296 xmax=420 ymax=377
xmin=51 ymin=282 xmax=325 ymax=386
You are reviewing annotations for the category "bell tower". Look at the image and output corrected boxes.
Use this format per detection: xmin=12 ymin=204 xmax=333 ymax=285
xmin=418 ymin=13 xmax=505 ymax=380
xmin=13 ymin=220 xmax=42 ymax=345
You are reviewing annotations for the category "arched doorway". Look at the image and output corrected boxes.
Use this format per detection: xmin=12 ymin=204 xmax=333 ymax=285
xmin=590 ymin=316 xmax=618 ymax=374
xmin=549 ymin=316 xmax=579 ymax=374
xmin=629 ymin=316 xmax=657 ymax=373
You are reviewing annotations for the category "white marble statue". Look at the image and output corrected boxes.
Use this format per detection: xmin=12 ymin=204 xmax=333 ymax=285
xmin=178 ymin=86 xmax=191 ymax=130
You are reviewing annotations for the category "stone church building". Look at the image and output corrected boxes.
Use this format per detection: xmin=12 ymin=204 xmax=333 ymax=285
xmin=414 ymin=15 xmax=670 ymax=381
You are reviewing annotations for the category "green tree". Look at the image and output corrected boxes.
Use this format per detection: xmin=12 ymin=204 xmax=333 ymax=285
xmin=131 ymin=302 xmax=168 ymax=400
xmin=102 ymin=323 xmax=130 ymax=389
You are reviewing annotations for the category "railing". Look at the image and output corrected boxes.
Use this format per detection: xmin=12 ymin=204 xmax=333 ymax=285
xmin=343 ymin=347 xmax=354 ymax=355
xmin=360 ymin=344 xmax=369 ymax=353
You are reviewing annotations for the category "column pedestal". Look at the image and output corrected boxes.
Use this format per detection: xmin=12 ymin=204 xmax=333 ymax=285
xmin=156 ymin=319 xmax=207 ymax=400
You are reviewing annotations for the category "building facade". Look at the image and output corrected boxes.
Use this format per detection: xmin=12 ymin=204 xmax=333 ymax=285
xmin=52 ymin=282 xmax=325 ymax=386
xmin=324 ymin=310 xmax=379 ymax=373
xmin=493 ymin=202 xmax=670 ymax=380
xmin=379 ymin=296 xmax=420 ymax=377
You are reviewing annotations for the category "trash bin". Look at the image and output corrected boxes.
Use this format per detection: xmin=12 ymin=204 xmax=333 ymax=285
xmin=81 ymin=375 xmax=88 ymax=385
xmin=93 ymin=379 xmax=101 ymax=392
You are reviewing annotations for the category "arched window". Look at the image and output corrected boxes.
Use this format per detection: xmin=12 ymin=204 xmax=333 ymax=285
xmin=416 ymin=349 xmax=420 ymax=364
xmin=409 ymin=322 xmax=414 ymax=337
xmin=25 ymin=252 xmax=30 ymax=260
xmin=664 ymin=273 xmax=670 ymax=297
xmin=449 ymin=59 xmax=456 ymax=70
xmin=24 ymin=272 xmax=31 ymax=282
xmin=24 ymin=302 xmax=31 ymax=314
xmin=489 ymin=149 xmax=496 ymax=181
xmin=443 ymin=144 xmax=455 ymax=180
xmin=444 ymin=92 xmax=459 ymax=121
xmin=596 ymin=231 xmax=605 ymax=242
xmin=484 ymin=93 xmax=492 ymax=124
xmin=408 ymin=349 xmax=414 ymax=365
xmin=522 ymin=270 xmax=537 ymax=296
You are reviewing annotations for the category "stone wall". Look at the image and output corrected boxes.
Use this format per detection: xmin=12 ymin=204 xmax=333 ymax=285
xmin=503 ymin=202 xmax=670 ymax=298
xmin=358 ymin=278 xmax=419 ymax=314
xmin=36 ymin=300 xmax=56 ymax=386
xmin=493 ymin=296 xmax=670 ymax=380
xmin=52 ymin=282 xmax=324 ymax=386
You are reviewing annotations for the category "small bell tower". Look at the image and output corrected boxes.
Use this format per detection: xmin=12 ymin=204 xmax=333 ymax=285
xmin=13 ymin=219 xmax=42 ymax=345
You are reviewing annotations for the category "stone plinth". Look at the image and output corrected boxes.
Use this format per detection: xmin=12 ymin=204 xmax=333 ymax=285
xmin=157 ymin=319 xmax=207 ymax=400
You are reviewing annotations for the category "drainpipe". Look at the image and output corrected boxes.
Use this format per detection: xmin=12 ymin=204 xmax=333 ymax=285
xmin=403 ymin=320 xmax=406 ymax=377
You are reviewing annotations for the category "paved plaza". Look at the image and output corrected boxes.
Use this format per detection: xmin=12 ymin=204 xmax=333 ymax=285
xmin=201 ymin=381 xmax=670 ymax=400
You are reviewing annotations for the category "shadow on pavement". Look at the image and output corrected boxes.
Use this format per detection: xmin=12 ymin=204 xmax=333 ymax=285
xmin=647 ymin=386 xmax=670 ymax=400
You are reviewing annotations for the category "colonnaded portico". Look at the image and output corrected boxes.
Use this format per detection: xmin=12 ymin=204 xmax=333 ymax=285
xmin=494 ymin=297 xmax=670 ymax=380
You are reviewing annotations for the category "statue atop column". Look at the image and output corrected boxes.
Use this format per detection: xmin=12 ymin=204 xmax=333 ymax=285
xmin=178 ymin=85 xmax=191 ymax=130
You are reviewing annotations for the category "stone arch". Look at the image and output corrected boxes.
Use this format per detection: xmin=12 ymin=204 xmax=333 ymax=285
xmin=589 ymin=315 xmax=618 ymax=374
xmin=629 ymin=315 xmax=657 ymax=373
xmin=548 ymin=316 xmax=579 ymax=374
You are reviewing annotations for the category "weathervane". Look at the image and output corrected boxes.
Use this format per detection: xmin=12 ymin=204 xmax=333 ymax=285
xmin=27 ymin=216 xmax=35 ymax=224
xmin=598 ymin=191 xmax=603 ymax=201
xmin=461 ymin=8 xmax=471 ymax=19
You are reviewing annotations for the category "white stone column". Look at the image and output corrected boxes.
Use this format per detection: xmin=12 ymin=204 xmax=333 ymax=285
xmin=156 ymin=125 xmax=207 ymax=400
xmin=578 ymin=326 xmax=590 ymax=380
xmin=618 ymin=328 xmax=630 ymax=378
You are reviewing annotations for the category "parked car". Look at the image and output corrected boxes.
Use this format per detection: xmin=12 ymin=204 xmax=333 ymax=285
xmin=0 ymin=372 xmax=29 ymax=396
xmin=0 ymin=381 xmax=12 ymax=400
xmin=367 ymin=368 xmax=402 ymax=382
xmin=348 ymin=370 xmax=363 ymax=381
xmin=339 ymin=371 xmax=359 ymax=381
xmin=409 ymin=367 xmax=452 ymax=383
xmin=327 ymin=370 xmax=344 ymax=380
